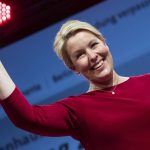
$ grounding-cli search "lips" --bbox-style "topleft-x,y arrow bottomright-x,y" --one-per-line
90,59 -> 104,70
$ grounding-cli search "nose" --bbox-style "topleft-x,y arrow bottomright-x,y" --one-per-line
87,49 -> 98,62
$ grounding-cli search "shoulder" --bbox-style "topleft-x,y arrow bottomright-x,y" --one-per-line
130,73 -> 150,80
57,92 -> 88,104
54,94 -> 82,110
55,91 -> 94,110
128,73 -> 150,86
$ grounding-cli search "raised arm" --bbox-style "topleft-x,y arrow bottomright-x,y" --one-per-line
0,61 -> 77,137
0,61 -> 16,100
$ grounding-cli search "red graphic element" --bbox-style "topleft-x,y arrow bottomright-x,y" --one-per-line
0,1 -> 11,25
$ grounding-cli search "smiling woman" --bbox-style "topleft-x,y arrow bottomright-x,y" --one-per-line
1,20 -> 150,150
65,31 -> 114,88
53,20 -> 127,90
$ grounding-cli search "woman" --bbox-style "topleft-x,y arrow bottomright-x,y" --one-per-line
1,20 -> 150,150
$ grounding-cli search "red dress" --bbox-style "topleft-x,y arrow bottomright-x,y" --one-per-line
1,74 -> 150,150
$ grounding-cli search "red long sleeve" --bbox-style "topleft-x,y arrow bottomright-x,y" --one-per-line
1,87 -> 78,137
1,74 -> 150,150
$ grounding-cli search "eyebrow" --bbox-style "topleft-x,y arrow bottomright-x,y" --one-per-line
88,39 -> 98,45
72,39 -> 98,57
72,49 -> 84,57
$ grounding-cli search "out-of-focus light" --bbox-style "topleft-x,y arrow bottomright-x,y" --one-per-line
2,16 -> 6,21
6,14 -> 10,18
0,1 -> 11,26
2,8 -> 6,12
6,10 -> 10,13
6,6 -> 10,10
2,4 -> 6,7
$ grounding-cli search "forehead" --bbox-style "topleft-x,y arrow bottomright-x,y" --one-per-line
66,31 -> 97,49
65,31 -> 99,58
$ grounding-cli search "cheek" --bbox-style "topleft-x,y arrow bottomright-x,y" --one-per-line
101,45 -> 110,56
75,58 -> 89,71
106,53 -> 114,70
101,45 -> 113,65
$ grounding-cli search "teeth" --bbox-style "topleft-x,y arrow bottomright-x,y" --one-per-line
92,60 -> 104,70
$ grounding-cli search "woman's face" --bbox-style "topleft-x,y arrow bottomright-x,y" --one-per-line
65,31 -> 114,84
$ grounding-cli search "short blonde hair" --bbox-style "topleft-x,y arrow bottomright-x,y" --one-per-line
53,20 -> 105,69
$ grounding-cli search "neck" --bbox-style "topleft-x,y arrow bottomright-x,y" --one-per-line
88,71 -> 120,92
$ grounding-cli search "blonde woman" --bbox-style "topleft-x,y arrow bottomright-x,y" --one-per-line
1,20 -> 150,150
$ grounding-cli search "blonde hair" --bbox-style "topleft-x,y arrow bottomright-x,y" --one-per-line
53,20 -> 105,69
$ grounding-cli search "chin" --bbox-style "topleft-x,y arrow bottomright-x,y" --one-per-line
90,69 -> 113,83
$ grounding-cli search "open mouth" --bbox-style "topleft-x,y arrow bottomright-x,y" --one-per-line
90,59 -> 104,70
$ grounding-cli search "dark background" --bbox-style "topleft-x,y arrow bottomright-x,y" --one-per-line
0,0 -> 104,48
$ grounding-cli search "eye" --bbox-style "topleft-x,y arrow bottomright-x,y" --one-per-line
76,53 -> 83,58
76,52 -> 85,59
91,42 -> 99,49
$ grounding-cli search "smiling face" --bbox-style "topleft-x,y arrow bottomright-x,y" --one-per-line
65,30 -> 114,84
